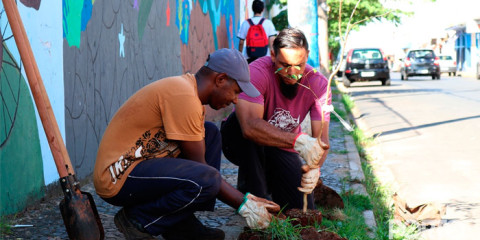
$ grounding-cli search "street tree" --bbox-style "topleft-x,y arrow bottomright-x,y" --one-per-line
327,0 -> 404,59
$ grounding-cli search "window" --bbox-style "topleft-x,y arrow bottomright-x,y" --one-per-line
352,49 -> 382,60
409,50 -> 434,59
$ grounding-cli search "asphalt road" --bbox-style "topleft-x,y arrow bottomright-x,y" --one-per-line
342,72 -> 480,239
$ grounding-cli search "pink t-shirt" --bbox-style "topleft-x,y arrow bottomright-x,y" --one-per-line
239,56 -> 331,137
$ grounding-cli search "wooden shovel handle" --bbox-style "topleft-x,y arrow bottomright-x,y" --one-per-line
3,0 -> 73,177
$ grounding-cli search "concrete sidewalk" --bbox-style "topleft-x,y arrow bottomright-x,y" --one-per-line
2,91 -> 373,240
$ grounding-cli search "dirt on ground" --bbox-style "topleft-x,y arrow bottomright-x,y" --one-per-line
285,208 -> 322,227
238,227 -> 348,240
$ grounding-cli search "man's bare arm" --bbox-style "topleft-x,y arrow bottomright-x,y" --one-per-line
238,39 -> 245,52
268,36 -> 275,54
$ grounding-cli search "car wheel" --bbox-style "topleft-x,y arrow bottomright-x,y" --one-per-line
437,74 -> 441,80
342,74 -> 351,87
382,78 -> 391,86
432,75 -> 436,80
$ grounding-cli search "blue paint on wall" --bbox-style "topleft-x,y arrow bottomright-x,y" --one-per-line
81,0 -> 93,31
307,0 -> 319,68
176,0 -> 191,44
119,23 -> 125,57
177,0 -> 237,49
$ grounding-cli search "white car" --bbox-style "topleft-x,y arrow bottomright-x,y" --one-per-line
438,55 -> 457,76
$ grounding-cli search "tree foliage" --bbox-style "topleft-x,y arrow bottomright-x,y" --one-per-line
327,0 -> 406,59
266,0 -> 288,31
266,0 -> 422,60
271,9 -> 288,31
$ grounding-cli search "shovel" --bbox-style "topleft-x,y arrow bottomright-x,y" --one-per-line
3,0 -> 104,239
300,121 -> 343,212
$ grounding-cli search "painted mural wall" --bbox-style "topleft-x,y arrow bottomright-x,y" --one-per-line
0,1 -> 63,216
63,0 -> 239,180
1,0 -> 239,216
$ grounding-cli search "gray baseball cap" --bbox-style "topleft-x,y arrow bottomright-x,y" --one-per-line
204,48 -> 260,98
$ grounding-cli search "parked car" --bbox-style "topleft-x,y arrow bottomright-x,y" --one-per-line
341,48 -> 391,87
438,55 -> 457,76
400,49 -> 441,80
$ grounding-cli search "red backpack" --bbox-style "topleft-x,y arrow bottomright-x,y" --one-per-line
245,18 -> 269,58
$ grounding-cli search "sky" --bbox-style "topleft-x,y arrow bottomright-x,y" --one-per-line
346,0 -> 480,57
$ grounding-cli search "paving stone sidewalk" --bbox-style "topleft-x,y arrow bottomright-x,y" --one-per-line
2,96 -> 368,240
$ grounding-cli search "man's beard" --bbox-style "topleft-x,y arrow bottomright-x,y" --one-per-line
279,77 -> 299,99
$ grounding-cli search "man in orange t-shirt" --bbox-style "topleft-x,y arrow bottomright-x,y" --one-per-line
94,49 -> 280,240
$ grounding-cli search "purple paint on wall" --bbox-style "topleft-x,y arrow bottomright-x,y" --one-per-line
20,0 -> 41,10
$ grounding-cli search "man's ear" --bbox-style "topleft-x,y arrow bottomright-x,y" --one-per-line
215,73 -> 229,87
270,49 -> 276,62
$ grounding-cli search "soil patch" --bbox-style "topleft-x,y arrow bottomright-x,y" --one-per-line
285,208 -> 322,227
301,227 -> 348,240
238,227 -> 347,240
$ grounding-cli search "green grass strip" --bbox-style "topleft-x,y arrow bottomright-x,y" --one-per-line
336,80 -> 421,239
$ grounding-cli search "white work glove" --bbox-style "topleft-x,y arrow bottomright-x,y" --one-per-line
237,193 -> 280,229
293,133 -> 329,169
298,167 -> 320,194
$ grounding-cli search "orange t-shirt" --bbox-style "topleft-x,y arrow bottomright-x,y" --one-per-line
94,74 -> 205,198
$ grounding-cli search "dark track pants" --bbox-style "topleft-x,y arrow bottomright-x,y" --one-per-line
102,122 -> 222,235
220,112 -> 314,211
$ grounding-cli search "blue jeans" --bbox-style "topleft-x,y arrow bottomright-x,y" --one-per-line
220,112 -> 314,211
102,122 -> 222,235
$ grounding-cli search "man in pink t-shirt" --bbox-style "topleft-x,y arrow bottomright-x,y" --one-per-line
221,28 -> 331,210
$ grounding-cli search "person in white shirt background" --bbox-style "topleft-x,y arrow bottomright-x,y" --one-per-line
237,0 -> 278,63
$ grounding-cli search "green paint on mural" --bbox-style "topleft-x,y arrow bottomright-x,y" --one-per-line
177,0 -> 184,38
138,0 -> 154,40
63,0 -> 84,47
0,44 -> 44,216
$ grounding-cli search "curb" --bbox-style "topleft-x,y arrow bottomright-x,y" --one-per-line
456,71 -> 477,79
335,80 -> 378,238
345,133 -> 377,238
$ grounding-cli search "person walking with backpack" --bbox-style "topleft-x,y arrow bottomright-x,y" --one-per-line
238,0 -> 277,63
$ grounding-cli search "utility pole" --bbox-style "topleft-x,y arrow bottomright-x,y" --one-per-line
287,0 -> 320,68
318,0 -> 330,74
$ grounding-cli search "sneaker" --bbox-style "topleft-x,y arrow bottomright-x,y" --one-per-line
114,208 -> 156,240
161,214 -> 225,240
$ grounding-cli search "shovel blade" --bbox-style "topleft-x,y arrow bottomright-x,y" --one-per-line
59,190 -> 104,240
313,180 -> 344,209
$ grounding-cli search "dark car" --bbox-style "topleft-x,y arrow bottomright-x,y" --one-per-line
400,49 -> 441,80
342,48 -> 390,87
